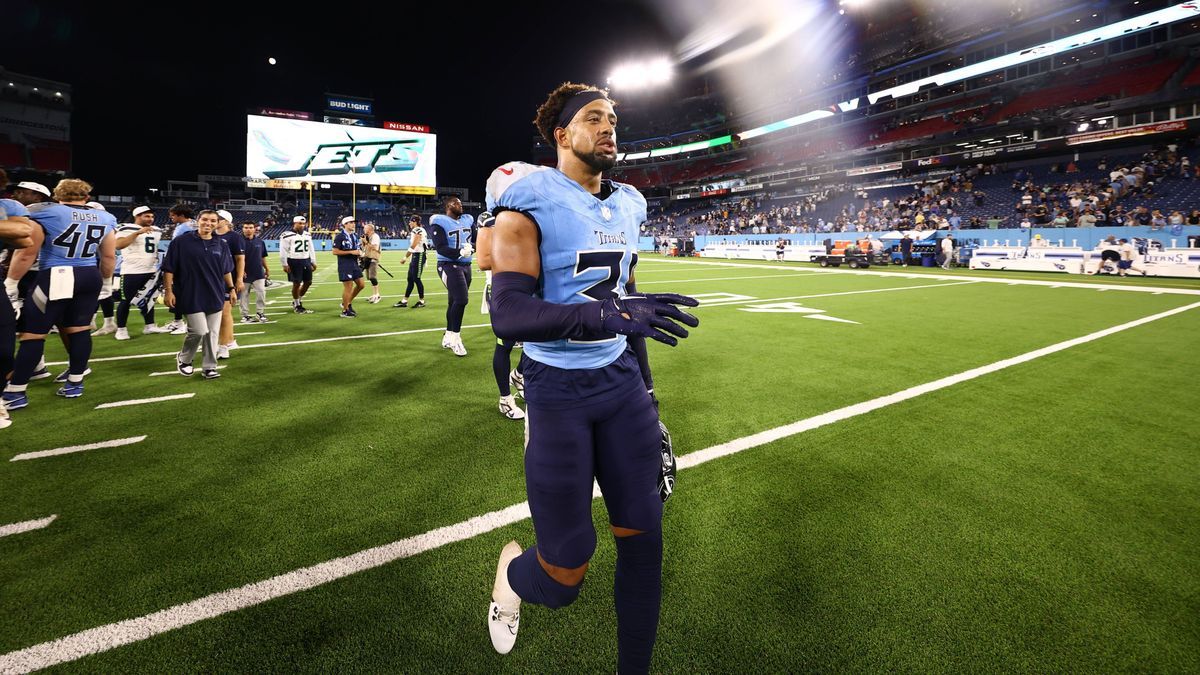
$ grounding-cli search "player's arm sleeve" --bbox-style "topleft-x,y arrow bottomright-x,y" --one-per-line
429,224 -> 459,260
309,238 -> 317,263
490,272 -> 604,342
279,237 -> 288,266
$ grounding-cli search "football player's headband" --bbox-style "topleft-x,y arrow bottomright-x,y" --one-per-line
555,90 -> 611,131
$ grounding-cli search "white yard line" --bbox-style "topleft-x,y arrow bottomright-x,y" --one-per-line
697,280 -> 981,307
233,332 -> 266,337
10,436 -> 148,462
0,516 -> 57,538
48,324 -> 493,367
5,300 -> 1198,672
651,258 -> 1200,295
94,394 -> 195,410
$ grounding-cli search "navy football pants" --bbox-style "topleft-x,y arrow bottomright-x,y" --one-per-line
523,380 -> 663,569
437,261 -> 471,332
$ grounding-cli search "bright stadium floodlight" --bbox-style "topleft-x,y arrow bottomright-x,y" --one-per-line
607,57 -> 674,90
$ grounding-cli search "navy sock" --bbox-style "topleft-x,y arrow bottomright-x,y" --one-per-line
506,545 -> 581,610
9,339 -> 45,387
614,530 -> 663,675
68,331 -> 92,379
493,340 -> 514,396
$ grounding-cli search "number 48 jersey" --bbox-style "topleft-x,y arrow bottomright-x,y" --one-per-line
29,203 -> 117,268
485,161 -> 646,370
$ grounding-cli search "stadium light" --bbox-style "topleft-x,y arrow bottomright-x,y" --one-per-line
607,57 -> 674,90
268,57 -> 277,65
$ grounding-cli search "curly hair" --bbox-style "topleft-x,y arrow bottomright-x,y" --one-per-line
533,82 -> 612,146
53,178 -> 93,203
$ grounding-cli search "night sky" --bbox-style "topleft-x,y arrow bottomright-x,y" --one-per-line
3,0 -> 674,196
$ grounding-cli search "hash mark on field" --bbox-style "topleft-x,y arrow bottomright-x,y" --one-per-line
7,301 -> 1198,671
11,436 -> 147,462
94,394 -> 195,410
233,332 -> 266,337
0,515 -> 57,538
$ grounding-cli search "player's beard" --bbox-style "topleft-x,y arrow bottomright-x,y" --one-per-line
574,145 -> 616,174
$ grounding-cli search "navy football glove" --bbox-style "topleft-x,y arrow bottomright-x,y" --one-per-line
598,293 -> 700,346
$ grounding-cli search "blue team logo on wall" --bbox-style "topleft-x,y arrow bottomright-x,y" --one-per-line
1171,224 -> 1184,236
981,261 -> 991,268
1054,263 -> 1066,270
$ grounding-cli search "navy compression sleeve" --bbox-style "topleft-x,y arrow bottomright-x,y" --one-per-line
490,271 -> 604,342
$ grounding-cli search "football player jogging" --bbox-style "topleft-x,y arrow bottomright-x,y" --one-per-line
484,83 -> 700,674
162,210 -> 235,379
113,205 -> 171,340
394,215 -> 428,308
474,213 -> 524,420
429,197 -> 475,356
238,221 -> 270,323
361,222 -> 383,303
280,215 -> 317,313
333,216 -> 365,317
212,210 -> 245,358
2,179 -> 117,409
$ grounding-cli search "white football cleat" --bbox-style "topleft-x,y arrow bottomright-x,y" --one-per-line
169,322 -> 187,335
441,331 -> 453,349
488,540 -> 523,655
499,396 -> 525,420
450,336 -> 467,357
217,345 -> 230,360
509,369 -> 525,399
143,324 -> 172,334
92,321 -> 117,336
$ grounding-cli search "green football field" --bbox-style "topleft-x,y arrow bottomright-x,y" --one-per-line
2,253 -> 1199,673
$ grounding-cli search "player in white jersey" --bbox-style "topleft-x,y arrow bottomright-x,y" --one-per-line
280,215 -> 318,313
112,206 -> 170,340
394,215 -> 428,308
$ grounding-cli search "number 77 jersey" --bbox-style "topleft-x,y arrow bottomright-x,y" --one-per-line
485,161 -> 646,370
29,202 -> 117,267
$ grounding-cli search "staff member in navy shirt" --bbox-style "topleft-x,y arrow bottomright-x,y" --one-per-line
333,216 -> 364,318
162,210 -> 235,379
238,221 -> 270,323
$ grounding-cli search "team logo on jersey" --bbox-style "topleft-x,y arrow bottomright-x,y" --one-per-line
264,139 -> 425,179
600,206 -> 612,221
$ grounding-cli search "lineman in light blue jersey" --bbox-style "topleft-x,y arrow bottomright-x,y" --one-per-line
0,170 -> 36,428
2,179 -> 116,409
428,197 -> 476,356
483,83 -> 699,674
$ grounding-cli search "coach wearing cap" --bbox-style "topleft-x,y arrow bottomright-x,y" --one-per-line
332,216 -> 364,317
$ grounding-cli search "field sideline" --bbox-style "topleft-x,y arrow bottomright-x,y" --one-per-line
2,254 -> 1198,672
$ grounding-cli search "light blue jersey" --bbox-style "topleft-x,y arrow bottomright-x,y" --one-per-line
486,162 -> 645,370
0,198 -> 29,221
28,203 -> 117,268
430,213 -> 475,263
